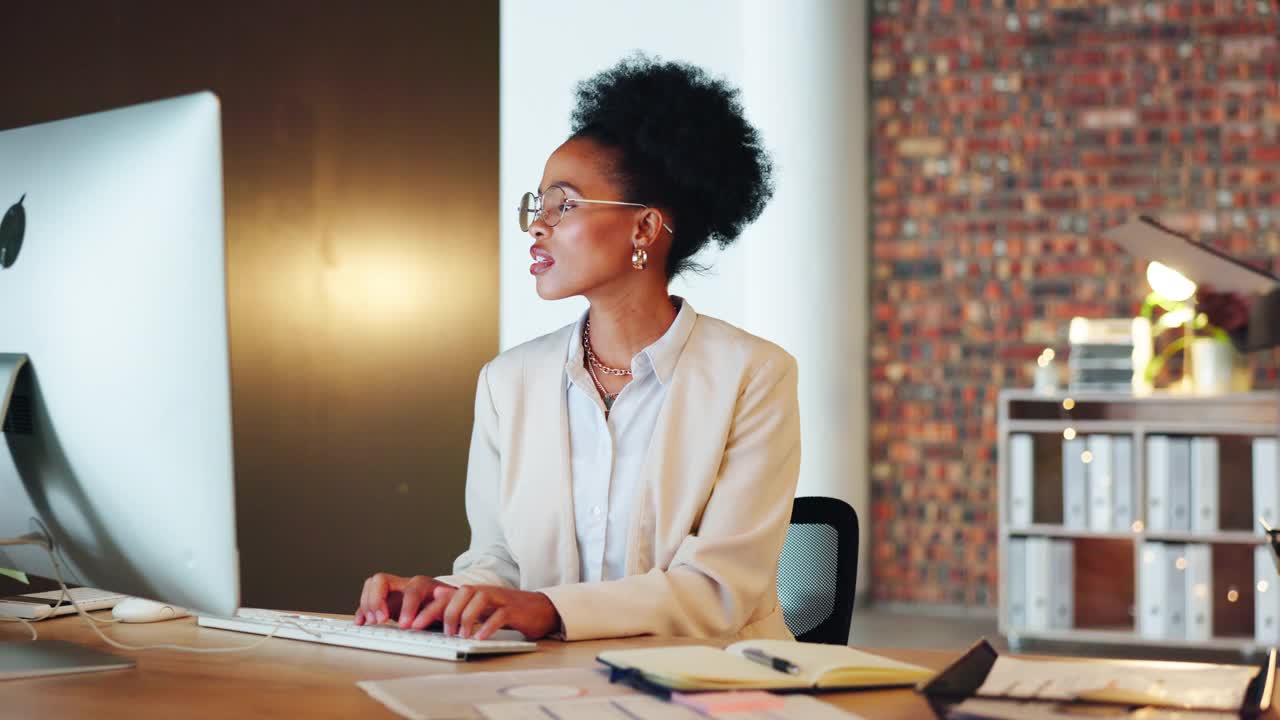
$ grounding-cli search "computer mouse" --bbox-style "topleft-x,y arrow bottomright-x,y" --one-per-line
111,597 -> 190,623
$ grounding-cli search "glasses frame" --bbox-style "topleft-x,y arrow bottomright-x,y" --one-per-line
518,185 -> 674,235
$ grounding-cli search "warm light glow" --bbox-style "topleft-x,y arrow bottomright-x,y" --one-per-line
1146,261 -> 1197,302
1175,556 -> 1187,571
1131,520 -> 1145,532
1143,548 -> 1156,563
1081,450 -> 1094,464
1260,581 -> 1270,594
1062,398 -> 1075,410
1228,588 -> 1240,603
1063,428 -> 1077,440
1037,348 -> 1056,368
1194,583 -> 1208,599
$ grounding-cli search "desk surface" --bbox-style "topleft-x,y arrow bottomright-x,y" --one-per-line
0,612 -> 955,719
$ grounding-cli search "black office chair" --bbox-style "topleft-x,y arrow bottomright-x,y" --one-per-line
776,496 -> 859,645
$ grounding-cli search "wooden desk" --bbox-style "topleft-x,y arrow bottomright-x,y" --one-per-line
0,613 -> 953,719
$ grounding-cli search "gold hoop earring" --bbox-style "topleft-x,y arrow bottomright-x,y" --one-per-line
631,246 -> 648,271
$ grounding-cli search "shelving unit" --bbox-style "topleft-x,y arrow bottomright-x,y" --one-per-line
997,389 -> 1280,654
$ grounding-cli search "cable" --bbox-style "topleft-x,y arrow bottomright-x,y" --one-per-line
0,536 -> 304,655
0,615 -> 37,641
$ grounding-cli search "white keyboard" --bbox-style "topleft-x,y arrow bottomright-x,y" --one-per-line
0,587 -> 128,620
196,608 -> 538,661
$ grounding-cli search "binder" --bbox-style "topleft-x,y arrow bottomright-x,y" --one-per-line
1138,542 -> 1167,639
918,637 -> 1277,718
1049,540 -> 1074,631
1165,543 -> 1187,641
1063,437 -> 1087,530
1168,437 -> 1192,532
1255,438 -> 1280,537
1025,537 -> 1052,631
1190,437 -> 1220,533
1086,435 -> 1113,532
1008,434 -> 1033,529
1185,543 -> 1213,643
1257,545 -> 1280,647
1006,538 -> 1027,630
1113,435 -> 1135,531
1147,436 -> 1171,532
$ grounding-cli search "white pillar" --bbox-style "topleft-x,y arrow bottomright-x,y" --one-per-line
741,0 -> 870,603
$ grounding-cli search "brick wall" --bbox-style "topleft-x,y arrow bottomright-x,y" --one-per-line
869,0 -> 1280,606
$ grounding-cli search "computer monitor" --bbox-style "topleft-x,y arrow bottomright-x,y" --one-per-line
0,93 -> 239,622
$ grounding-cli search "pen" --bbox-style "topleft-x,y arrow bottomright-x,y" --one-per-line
742,648 -> 801,675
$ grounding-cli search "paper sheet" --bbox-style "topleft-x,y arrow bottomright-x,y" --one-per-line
357,667 -> 637,720
948,697 -> 1238,720
974,656 -> 1257,711
476,694 -> 863,720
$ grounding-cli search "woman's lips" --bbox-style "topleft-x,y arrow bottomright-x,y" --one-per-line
530,247 -> 555,275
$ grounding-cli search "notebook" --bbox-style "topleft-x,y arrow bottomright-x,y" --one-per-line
596,640 -> 934,692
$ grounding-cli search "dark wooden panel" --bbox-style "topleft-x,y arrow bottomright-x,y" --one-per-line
0,1 -> 499,612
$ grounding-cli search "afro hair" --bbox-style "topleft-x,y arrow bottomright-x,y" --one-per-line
569,53 -> 774,278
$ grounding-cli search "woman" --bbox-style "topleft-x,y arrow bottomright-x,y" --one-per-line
354,54 -> 800,642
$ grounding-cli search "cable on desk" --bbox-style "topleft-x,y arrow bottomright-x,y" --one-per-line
1,538 -> 304,655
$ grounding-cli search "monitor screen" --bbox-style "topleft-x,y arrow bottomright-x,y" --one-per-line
0,93 -> 238,616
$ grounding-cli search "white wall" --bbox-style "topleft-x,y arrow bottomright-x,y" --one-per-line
500,0 -> 869,600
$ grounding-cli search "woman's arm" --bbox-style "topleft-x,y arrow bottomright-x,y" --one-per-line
540,352 -> 801,640
434,362 -> 521,589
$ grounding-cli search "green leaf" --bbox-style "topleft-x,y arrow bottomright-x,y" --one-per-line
0,567 -> 29,584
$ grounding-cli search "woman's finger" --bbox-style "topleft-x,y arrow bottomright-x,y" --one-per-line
473,607 -> 509,641
457,590 -> 492,639
411,588 -> 453,631
441,586 -> 476,636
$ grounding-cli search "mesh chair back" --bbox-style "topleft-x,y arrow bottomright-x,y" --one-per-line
776,496 -> 858,644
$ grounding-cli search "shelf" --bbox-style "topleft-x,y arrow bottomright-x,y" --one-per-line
1009,526 -> 1266,545
1145,531 -> 1263,545
1007,627 -> 1264,652
999,391 -> 1279,654
1005,420 -> 1280,435
1009,526 -> 1136,541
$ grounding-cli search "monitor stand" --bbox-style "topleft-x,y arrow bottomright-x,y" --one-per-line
0,353 -> 137,677
0,353 -> 26,429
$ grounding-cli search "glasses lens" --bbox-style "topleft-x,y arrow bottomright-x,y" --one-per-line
541,186 -> 566,228
518,192 -> 539,232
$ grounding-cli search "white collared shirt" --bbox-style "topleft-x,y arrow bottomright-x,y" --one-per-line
564,297 -> 696,583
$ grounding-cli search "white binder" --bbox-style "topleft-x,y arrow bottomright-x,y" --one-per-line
1049,540 -> 1074,630
1009,434 -> 1034,529
1063,437 -> 1088,529
1257,545 -> 1280,646
1165,543 -> 1187,641
1007,537 -> 1027,630
1025,537 -> 1053,631
1184,543 -> 1213,643
1138,542 -> 1167,639
1168,438 -> 1192,532
1087,435 -> 1114,533
1189,437 -> 1219,534
1255,438 -> 1280,536
1147,436 -> 1171,533
1113,435 -> 1135,531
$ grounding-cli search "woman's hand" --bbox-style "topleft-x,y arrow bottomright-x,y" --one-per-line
354,572 -> 455,628
429,584 -> 561,641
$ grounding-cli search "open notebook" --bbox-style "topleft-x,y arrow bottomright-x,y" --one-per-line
596,640 -> 934,692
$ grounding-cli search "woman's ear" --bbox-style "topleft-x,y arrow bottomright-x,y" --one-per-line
633,208 -> 666,249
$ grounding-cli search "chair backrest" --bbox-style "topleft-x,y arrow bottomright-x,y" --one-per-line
776,496 -> 858,644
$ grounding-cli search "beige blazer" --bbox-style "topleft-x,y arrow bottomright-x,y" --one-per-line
434,312 -> 801,641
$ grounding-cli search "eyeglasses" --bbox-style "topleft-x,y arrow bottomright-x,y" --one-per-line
518,185 -> 674,235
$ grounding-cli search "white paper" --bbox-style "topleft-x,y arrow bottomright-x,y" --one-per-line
477,695 -> 862,720
357,668 -> 637,720
974,656 -> 1258,711
947,697 -> 1237,720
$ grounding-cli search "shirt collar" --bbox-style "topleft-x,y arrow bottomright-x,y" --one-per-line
563,296 -> 696,386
